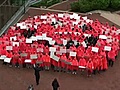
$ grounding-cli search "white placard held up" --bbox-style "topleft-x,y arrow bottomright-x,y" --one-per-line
70,52 -> 76,56
82,16 -> 87,20
79,66 -> 86,69
60,49 -> 66,53
30,36 -> 37,41
92,47 -> 99,53
52,55 -> 60,62
20,53 -> 27,57
30,54 -> 37,59
99,35 -> 107,39
12,42 -> 19,46
4,58 -> 11,63
0,55 -> 6,60
6,46 -> 13,50
42,33 -> 47,38
63,40 -> 67,46
104,46 -> 111,51
25,59 -> 31,63
26,39 -> 32,43
41,15 -> 47,19
36,36 -> 43,40
58,13 -> 64,18
50,52 -> 55,58
51,18 -> 56,23
49,40 -> 55,45
10,36 -> 16,41
49,47 -> 56,52
81,41 -> 87,47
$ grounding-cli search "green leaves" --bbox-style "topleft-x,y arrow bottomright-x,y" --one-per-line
71,0 -> 120,13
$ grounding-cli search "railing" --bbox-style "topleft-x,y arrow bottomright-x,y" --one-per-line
29,0 -> 42,5
0,0 -> 32,36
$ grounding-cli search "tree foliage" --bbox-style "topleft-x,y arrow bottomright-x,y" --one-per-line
71,0 -> 120,13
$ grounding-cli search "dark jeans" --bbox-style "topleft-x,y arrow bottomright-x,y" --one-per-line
53,87 -> 58,90
108,59 -> 114,67
35,75 -> 40,85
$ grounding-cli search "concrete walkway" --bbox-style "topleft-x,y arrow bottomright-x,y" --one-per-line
87,10 -> 120,27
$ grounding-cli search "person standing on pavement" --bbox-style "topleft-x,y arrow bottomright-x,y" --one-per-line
33,64 -> 42,85
52,78 -> 60,90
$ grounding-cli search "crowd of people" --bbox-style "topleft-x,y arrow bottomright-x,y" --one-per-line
0,12 -> 120,77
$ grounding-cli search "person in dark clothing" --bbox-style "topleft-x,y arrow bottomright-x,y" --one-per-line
52,78 -> 60,90
33,64 -> 42,85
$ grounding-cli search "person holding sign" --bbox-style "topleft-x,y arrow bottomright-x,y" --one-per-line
86,59 -> 94,77
44,53 -> 51,71
107,49 -> 116,67
78,57 -> 87,72
33,64 -> 42,85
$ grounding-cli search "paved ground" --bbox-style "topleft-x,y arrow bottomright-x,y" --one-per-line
1,0 -> 120,90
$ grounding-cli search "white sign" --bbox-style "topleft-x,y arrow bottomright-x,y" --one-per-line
52,55 -> 60,62
4,58 -> 11,63
25,59 -> 31,63
30,36 -> 37,41
99,35 -> 107,39
104,46 -> 111,51
49,47 -> 56,52
0,55 -> 6,60
63,40 -> 67,46
58,13 -> 64,18
10,36 -> 16,41
26,39 -> 32,43
12,42 -> 19,46
41,15 -> 47,19
70,52 -> 76,56
36,36 -> 43,40
81,41 -> 87,47
30,54 -> 37,59
92,47 -> 99,53
60,49 -> 66,53
6,46 -> 13,50
79,66 -> 86,69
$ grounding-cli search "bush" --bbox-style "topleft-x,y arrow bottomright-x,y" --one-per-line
110,0 -> 120,10
71,0 -> 93,13
71,0 -> 120,13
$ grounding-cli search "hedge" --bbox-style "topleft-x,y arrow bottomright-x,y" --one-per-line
71,0 -> 120,13
110,0 -> 120,10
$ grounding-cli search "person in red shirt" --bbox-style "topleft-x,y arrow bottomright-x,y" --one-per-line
60,54 -> 67,72
101,56 -> 108,71
86,59 -> 94,77
44,53 -> 51,71
72,57 -> 78,74
78,57 -> 87,72
107,49 -> 116,67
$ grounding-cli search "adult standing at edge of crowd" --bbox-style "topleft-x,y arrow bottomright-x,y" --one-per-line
33,64 -> 42,85
52,78 -> 60,90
